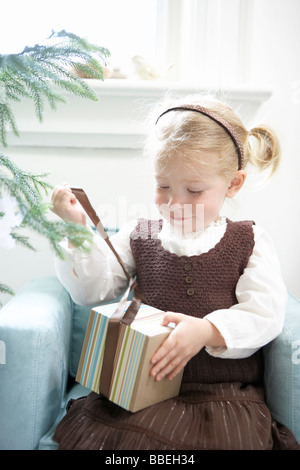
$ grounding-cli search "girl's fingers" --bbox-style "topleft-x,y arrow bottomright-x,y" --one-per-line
161,311 -> 185,327
153,355 -> 183,382
151,326 -> 177,366
151,346 -> 177,378
167,360 -> 187,380
52,185 -> 76,206
50,185 -> 86,224
151,311 -> 184,364
151,312 -> 206,381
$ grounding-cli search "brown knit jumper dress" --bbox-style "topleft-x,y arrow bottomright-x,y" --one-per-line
53,219 -> 300,450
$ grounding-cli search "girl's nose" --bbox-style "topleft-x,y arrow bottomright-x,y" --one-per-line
167,192 -> 184,209
168,201 -> 183,213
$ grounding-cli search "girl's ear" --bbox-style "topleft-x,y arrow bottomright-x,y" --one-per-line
226,170 -> 247,198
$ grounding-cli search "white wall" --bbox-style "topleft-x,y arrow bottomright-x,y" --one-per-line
237,0 -> 300,297
1,0 -> 300,306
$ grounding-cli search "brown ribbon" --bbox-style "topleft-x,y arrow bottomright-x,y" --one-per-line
71,187 -> 131,283
71,187 -> 142,396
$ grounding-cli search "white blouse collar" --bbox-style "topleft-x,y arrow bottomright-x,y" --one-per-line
159,216 -> 227,240
158,216 -> 227,256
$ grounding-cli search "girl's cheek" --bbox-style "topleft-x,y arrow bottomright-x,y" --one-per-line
154,189 -> 166,207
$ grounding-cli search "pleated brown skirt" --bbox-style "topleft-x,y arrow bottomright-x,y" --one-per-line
53,382 -> 300,450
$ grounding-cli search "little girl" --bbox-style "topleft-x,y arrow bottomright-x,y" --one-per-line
52,95 -> 299,450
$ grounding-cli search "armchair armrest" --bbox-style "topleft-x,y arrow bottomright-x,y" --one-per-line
0,277 -> 73,450
264,292 -> 300,445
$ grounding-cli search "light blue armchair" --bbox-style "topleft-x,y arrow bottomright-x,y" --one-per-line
0,276 -> 300,450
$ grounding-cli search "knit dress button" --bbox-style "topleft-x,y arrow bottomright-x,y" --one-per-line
185,276 -> 193,284
187,287 -> 195,296
184,263 -> 192,271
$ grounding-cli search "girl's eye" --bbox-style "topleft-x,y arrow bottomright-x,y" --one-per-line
157,185 -> 169,190
187,189 -> 203,195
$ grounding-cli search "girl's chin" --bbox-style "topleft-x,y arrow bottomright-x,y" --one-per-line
169,217 -> 205,233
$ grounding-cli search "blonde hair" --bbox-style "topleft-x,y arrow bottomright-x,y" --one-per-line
146,94 -> 281,182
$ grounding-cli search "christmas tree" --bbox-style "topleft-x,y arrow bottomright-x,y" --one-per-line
0,30 -> 110,302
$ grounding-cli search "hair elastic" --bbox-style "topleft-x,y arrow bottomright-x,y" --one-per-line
155,105 -> 244,170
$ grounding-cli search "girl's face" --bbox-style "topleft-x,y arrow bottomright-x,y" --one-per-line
154,155 -> 233,233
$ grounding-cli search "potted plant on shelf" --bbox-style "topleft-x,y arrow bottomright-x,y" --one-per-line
0,30 -> 110,303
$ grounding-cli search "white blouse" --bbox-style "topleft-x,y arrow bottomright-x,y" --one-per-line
54,217 -> 287,360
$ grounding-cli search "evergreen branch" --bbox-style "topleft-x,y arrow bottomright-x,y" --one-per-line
0,103 -> 19,147
0,153 -> 93,305
0,154 -> 93,259
10,231 -> 36,251
0,31 -> 109,301
0,155 -> 52,204
21,208 -> 93,260
0,282 -> 15,306
0,30 -> 110,147
0,283 -> 15,296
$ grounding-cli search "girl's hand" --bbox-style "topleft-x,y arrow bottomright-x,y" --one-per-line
150,312 -> 225,381
51,184 -> 86,226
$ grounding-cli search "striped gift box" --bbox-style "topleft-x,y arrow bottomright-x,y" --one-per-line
76,302 -> 183,412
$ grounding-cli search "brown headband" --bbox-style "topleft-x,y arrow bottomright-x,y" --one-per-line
156,105 -> 244,170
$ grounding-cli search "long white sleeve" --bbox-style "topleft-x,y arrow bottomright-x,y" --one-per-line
54,221 -> 137,306
205,225 -> 287,358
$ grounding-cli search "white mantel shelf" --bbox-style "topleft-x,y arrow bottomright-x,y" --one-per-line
75,79 -> 272,100
6,79 -> 272,150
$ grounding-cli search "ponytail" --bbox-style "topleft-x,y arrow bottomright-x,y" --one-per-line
247,125 -> 281,175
